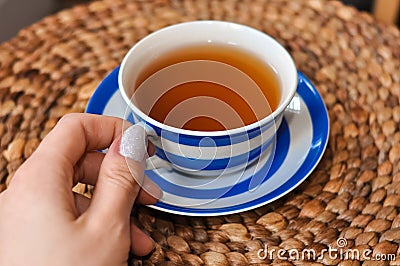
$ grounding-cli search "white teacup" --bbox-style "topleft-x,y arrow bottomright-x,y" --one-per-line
118,21 -> 298,176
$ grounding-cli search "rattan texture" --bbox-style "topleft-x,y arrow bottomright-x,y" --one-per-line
0,0 -> 399,265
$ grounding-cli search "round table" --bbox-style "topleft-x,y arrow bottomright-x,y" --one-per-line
0,0 -> 399,264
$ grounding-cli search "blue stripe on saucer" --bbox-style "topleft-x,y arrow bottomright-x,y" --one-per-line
85,66 -> 120,114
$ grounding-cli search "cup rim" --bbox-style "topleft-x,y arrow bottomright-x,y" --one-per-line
119,20 -> 298,137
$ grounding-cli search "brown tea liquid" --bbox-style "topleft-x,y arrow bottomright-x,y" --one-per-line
135,44 -> 280,131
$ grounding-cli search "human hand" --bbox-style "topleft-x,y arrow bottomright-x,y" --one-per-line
0,113 -> 161,266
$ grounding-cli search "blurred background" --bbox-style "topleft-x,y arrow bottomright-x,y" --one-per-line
0,0 -> 90,42
0,0 -> 399,43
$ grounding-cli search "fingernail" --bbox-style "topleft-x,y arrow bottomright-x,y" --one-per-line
120,125 -> 147,162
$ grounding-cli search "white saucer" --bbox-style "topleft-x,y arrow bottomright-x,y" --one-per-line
86,67 -> 329,216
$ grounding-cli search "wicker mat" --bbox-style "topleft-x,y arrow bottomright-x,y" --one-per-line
1,0 -> 399,265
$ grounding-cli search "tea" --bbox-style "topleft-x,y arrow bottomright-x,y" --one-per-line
134,43 -> 280,131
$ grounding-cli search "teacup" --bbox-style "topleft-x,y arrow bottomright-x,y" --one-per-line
118,21 -> 298,176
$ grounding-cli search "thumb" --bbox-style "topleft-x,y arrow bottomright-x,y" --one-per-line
86,125 -> 148,223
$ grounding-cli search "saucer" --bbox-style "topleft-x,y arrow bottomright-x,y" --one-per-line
86,67 -> 329,216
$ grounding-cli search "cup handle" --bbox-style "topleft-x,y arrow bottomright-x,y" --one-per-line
135,121 -> 173,171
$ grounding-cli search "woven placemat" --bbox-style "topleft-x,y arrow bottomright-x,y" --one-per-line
1,0 -> 399,264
